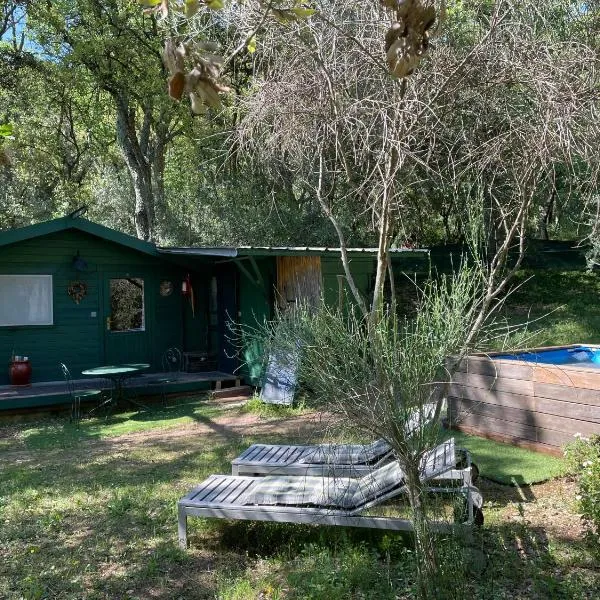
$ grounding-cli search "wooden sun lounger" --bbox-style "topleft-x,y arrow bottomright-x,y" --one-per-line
178,438 -> 483,548
231,439 -> 394,476
231,404 -> 439,477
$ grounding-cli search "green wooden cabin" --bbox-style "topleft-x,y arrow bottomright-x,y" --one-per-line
0,216 -> 429,411
0,217 -> 212,388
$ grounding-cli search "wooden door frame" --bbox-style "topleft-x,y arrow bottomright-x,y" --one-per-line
100,269 -> 154,365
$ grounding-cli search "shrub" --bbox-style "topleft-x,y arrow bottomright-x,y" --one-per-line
565,434 -> 600,545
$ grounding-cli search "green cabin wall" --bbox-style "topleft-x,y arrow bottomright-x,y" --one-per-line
238,258 -> 275,385
0,230 -> 205,385
0,222 -> 428,392
322,256 -> 374,308
236,254 -> 429,386
322,254 -> 430,309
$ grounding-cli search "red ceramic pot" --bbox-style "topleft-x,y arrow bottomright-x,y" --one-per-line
9,360 -> 32,386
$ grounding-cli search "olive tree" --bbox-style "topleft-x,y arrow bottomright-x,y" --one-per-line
233,1 -> 599,597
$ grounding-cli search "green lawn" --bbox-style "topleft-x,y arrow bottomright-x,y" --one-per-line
4,400 -> 566,487
1,400 -> 597,599
0,396 -> 224,452
450,432 -> 566,485
0,397 -> 306,454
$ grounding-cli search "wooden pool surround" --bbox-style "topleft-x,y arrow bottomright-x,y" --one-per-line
447,345 -> 600,456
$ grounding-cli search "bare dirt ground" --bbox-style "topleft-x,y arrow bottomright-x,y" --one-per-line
480,476 -> 586,542
0,407 -> 331,465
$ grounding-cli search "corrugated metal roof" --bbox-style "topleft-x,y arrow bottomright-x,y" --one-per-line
159,247 -> 238,257
158,246 -> 429,258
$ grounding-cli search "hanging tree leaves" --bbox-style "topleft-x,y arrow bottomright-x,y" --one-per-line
382,0 -> 443,78
135,0 -> 448,112
163,38 -> 231,114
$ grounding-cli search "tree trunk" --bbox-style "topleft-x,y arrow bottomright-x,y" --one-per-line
114,93 -> 155,241
151,134 -> 166,241
371,189 -> 392,319
371,148 -> 399,324
131,161 -> 153,241
405,460 -> 439,600
540,188 -> 556,241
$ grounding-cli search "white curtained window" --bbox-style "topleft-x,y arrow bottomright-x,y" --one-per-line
0,275 -> 54,326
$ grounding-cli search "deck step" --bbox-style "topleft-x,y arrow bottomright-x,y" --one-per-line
210,385 -> 253,400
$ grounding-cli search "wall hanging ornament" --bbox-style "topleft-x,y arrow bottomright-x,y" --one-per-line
68,281 -> 87,304
160,280 -> 174,297
182,273 -> 195,317
71,250 -> 88,272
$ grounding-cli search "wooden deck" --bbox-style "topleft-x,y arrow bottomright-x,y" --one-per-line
0,371 -> 241,413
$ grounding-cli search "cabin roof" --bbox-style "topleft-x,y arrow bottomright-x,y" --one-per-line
158,246 -> 429,258
0,216 -> 160,257
0,217 -> 429,259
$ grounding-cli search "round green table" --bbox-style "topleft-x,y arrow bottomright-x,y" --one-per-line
82,363 -> 150,410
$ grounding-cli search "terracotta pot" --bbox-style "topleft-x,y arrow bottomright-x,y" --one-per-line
9,360 -> 32,386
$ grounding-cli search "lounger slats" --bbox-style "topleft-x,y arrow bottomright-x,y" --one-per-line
187,477 -> 221,502
421,439 -> 455,478
253,446 -> 272,462
232,440 -> 393,476
216,479 -> 255,504
243,446 -> 264,461
237,446 -> 258,461
246,475 -> 359,508
207,479 -> 241,503
192,476 -> 235,503
185,476 -> 257,506
231,403 -> 437,478
288,447 -> 307,463
246,444 -> 300,464
269,445 -> 289,462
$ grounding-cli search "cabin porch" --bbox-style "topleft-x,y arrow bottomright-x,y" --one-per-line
0,370 -> 242,414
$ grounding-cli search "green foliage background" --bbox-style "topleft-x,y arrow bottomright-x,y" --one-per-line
1,0 -> 597,248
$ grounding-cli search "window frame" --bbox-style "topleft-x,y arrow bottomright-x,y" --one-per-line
108,277 -> 146,333
0,274 -> 54,327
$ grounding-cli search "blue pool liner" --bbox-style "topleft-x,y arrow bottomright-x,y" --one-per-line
495,346 -> 600,365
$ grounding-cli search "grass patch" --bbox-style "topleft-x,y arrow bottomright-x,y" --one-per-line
242,395 -> 308,418
449,431 -> 566,485
1,405 -> 598,599
1,397 -> 223,451
285,542 -> 414,599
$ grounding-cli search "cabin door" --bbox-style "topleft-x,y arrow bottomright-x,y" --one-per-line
102,272 -> 151,366
276,256 -> 322,310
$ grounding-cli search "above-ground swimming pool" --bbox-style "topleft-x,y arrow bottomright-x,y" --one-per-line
447,345 -> 600,455
496,345 -> 600,367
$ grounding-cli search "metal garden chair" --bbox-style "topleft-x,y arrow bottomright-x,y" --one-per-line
59,363 -> 103,426
155,347 -> 183,405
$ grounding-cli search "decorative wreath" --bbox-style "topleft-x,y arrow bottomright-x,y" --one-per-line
68,281 -> 87,304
